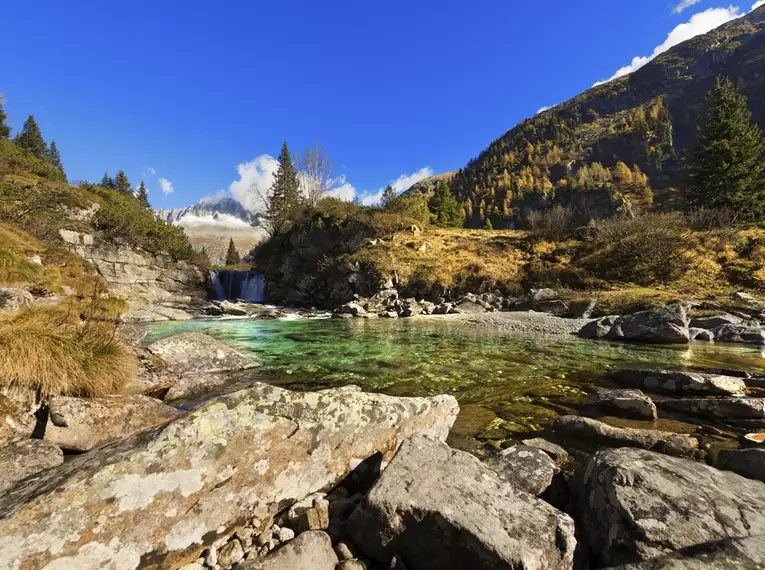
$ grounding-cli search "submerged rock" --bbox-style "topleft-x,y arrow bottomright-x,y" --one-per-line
0,439 -> 63,493
608,369 -> 746,396
656,397 -> 765,422
0,384 -> 458,570
484,444 -> 560,496
348,435 -> 576,570
44,395 -> 183,452
239,531 -> 338,570
590,389 -> 657,420
553,415 -> 698,457
572,448 -> 765,567
716,448 -> 765,483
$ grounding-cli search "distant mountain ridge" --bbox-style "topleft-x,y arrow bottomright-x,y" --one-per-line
444,6 -> 765,228
156,196 -> 259,227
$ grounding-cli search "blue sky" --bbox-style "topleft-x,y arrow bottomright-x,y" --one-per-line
2,0 -> 763,209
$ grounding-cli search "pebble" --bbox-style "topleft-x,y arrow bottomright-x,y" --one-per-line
277,527 -> 295,542
217,539 -> 244,568
335,541 -> 356,560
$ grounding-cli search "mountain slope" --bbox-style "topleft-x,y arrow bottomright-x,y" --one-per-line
449,6 -> 765,228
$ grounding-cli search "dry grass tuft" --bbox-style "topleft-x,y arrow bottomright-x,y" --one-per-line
0,306 -> 137,400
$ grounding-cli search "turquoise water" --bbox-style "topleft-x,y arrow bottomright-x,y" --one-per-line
145,317 -> 765,444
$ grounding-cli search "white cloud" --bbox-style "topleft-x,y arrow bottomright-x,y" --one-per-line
228,154 -> 280,213
158,177 -> 174,195
323,174 -> 357,202
673,0 -> 702,14
198,190 -> 230,204
143,166 -> 156,177
536,106 -> 551,115
176,213 -> 252,229
360,167 -> 434,206
754,0 -> 765,9
594,6 -> 742,86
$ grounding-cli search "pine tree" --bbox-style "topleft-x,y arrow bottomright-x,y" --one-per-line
381,185 -> 397,208
225,238 -> 241,265
198,246 -> 211,266
14,115 -> 48,158
114,170 -> 131,194
264,141 -> 301,236
136,180 -> 150,207
687,76 -> 765,219
483,218 -> 494,230
47,140 -> 65,176
430,181 -> 464,228
99,172 -> 115,189
0,96 -> 10,139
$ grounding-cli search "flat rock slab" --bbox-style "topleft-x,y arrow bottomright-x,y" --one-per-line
689,313 -> 742,329
590,389 -> 657,420
716,448 -> 765,483
44,395 -> 183,452
611,535 -> 765,569
656,397 -> 765,421
713,324 -> 765,345
572,448 -> 765,567
0,439 -> 63,493
522,438 -> 569,465
553,415 -> 698,457
608,369 -> 746,396
484,444 -> 560,495
146,332 -> 260,400
0,384 -> 458,570
239,531 -> 338,570
348,435 -> 576,570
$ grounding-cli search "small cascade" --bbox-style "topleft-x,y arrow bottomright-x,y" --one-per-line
208,270 -> 266,302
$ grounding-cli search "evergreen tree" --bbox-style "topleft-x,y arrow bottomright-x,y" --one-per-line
136,180 -> 150,207
99,172 -> 115,189
429,181 -> 464,228
47,140 -> 65,177
264,141 -> 301,236
483,218 -> 494,230
114,170 -> 131,194
198,246 -> 211,266
687,76 -> 765,219
225,238 -> 241,265
0,97 -> 10,139
381,185 -> 397,209
14,115 -> 48,158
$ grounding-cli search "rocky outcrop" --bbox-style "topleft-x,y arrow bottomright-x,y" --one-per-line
611,535 -> 765,569
608,369 -> 746,395
580,304 -> 691,344
146,332 -> 259,401
44,395 -> 182,452
590,389 -> 657,420
0,288 -> 33,313
572,448 -> 765,567
0,440 -> 63,493
239,531 -> 338,570
716,448 -> 765,483
484,444 -> 560,495
712,323 -> 765,345
689,313 -> 742,329
553,415 -> 698,457
521,438 -> 570,465
656,397 -> 765,422
348,435 -> 576,570
0,384 -> 458,570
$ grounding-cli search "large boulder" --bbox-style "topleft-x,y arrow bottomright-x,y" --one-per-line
580,304 -> 691,344
572,448 -> 765,567
688,313 -> 742,329
0,287 -> 33,313
0,439 -> 63,493
146,332 -> 259,400
716,448 -> 765,483
656,397 -> 765,422
44,395 -> 183,452
608,369 -> 746,396
553,415 -> 698,457
239,531 -> 338,570
348,435 -> 576,570
590,389 -> 657,420
712,323 -> 765,345
610,535 -> 765,569
483,444 -> 560,496
0,384 -> 458,570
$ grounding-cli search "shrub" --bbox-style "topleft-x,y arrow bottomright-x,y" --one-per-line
0,139 -> 65,182
0,306 -> 137,400
525,204 -> 575,241
387,194 -> 431,226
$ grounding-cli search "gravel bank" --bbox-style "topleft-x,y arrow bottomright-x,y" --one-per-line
427,311 -> 593,335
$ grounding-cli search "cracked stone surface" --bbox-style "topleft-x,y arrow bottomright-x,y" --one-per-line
0,383 -> 458,570
572,448 -> 765,567
0,440 -> 63,493
590,389 -> 657,420
607,369 -> 746,396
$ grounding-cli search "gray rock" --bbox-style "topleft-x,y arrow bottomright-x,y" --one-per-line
572,447 -> 765,567
337,301 -> 368,318
689,327 -> 714,341
712,323 -> 765,345
348,435 -> 576,570
689,313 -> 742,329
608,369 -> 746,395
578,315 -> 620,339
0,384 -> 458,569
146,332 -> 259,400
44,395 -> 182,452
420,301 -> 437,315
454,299 -> 487,314
529,288 -> 560,302
484,444 -> 560,495
337,560 -> 366,570
553,415 -> 698,457
716,448 -> 765,483
219,300 -> 248,316
656,397 -> 765,421
334,541 -> 356,561
0,287 -> 33,313
0,439 -> 63,493
217,538 -> 244,568
610,535 -> 765,569
581,304 -> 691,343
521,438 -> 569,465
239,531 -> 338,570
590,389 -> 657,420
535,299 -> 569,316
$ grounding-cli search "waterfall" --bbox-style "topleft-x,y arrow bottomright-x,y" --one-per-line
208,270 -> 266,303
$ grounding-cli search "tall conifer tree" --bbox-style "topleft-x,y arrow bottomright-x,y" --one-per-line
14,115 -> 47,158
225,238 -> 241,265
265,141 -> 300,235
114,170 -> 131,194
137,180 -> 150,207
47,140 -> 65,176
0,96 -> 10,139
381,185 -> 397,208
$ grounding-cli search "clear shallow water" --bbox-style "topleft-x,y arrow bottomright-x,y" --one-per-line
145,317 -> 765,443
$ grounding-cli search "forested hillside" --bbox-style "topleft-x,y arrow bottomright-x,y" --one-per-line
448,6 -> 765,228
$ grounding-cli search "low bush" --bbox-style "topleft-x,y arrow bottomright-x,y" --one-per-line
0,139 -> 66,182
0,306 -> 137,400
525,205 -> 575,242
